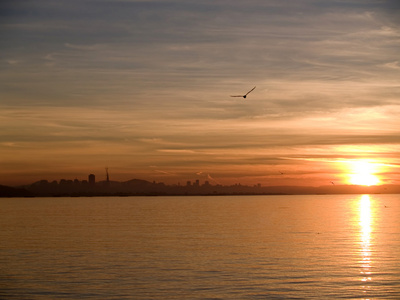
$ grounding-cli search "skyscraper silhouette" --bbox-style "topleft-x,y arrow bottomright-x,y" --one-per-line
88,174 -> 95,185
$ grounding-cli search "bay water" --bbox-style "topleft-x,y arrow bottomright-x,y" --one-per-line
1,194 -> 400,299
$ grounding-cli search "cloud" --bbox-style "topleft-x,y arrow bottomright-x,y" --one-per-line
6,59 -> 20,65
383,61 -> 400,69
2,0 -> 400,185
158,149 -> 197,154
64,43 -> 102,51
153,170 -> 176,176
2,0 -> 398,110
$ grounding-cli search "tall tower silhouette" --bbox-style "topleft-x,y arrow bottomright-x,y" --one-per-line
105,167 -> 110,183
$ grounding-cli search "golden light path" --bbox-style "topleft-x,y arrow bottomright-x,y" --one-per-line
359,195 -> 372,287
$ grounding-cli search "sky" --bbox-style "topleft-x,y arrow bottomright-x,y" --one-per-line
1,0 -> 400,187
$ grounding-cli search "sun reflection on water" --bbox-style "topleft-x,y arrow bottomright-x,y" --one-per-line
359,195 -> 372,286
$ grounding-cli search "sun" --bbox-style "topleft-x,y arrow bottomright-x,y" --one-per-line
350,173 -> 379,186
348,161 -> 380,186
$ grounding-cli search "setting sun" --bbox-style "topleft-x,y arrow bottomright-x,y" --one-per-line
348,161 -> 380,186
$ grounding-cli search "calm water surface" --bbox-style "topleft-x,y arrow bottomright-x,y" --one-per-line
1,194 -> 400,299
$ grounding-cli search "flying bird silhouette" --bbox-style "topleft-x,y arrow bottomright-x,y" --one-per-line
230,86 -> 256,99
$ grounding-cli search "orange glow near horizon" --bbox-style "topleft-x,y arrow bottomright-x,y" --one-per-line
344,160 -> 381,186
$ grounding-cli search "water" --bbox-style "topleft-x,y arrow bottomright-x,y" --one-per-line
1,194 -> 400,299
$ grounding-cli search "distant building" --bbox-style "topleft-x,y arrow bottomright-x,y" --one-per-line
105,168 -> 110,186
186,181 -> 191,186
88,174 -> 95,185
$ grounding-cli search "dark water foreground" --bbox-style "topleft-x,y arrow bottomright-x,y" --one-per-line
1,195 -> 400,299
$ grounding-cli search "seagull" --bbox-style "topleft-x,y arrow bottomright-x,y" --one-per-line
230,86 -> 256,99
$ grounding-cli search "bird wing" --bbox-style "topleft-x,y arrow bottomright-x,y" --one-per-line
245,86 -> 256,96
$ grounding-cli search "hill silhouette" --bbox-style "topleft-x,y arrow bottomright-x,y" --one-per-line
0,185 -> 33,197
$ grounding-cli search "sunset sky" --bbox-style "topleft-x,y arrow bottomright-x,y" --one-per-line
1,0 -> 400,187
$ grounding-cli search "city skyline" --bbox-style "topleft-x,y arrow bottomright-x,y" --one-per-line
5,171 -> 400,198
1,1 -> 400,187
